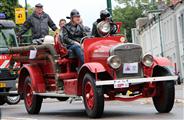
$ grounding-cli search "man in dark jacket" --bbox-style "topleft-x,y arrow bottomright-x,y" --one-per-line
92,10 -> 116,37
62,9 -> 87,66
17,3 -> 58,41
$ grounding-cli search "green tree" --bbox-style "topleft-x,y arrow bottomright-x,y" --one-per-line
113,0 -> 157,42
0,0 -> 19,20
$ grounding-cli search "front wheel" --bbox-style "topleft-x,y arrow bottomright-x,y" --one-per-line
82,73 -> 104,118
153,81 -> 175,113
6,95 -> 21,105
24,76 -> 43,114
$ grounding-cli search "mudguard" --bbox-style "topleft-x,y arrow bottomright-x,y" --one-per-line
77,62 -> 106,95
80,62 -> 106,73
144,57 -> 175,77
18,64 -> 46,94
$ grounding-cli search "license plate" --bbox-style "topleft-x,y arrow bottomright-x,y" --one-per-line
0,82 -> 6,88
114,80 -> 129,88
123,63 -> 138,74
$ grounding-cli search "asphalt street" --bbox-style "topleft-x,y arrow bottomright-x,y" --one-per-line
0,85 -> 183,120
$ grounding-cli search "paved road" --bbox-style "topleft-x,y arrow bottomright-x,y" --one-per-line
0,85 -> 183,120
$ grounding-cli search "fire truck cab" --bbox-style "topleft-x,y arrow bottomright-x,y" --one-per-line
0,20 -> 20,105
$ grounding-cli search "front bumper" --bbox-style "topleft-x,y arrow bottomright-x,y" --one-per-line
0,80 -> 17,95
96,76 -> 178,87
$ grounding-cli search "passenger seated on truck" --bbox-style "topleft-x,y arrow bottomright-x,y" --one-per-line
92,10 -> 117,37
62,9 -> 87,67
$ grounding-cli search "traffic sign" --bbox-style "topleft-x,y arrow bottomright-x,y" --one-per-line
15,8 -> 26,25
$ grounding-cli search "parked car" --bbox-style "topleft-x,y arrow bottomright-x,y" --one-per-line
0,20 -> 20,105
1,20 -> 178,118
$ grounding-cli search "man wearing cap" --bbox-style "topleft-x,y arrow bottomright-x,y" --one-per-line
62,9 -> 87,66
92,10 -> 116,37
17,3 -> 58,41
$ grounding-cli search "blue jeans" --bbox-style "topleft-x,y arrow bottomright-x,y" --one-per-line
68,44 -> 84,66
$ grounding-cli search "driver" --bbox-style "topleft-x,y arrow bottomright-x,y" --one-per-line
62,9 -> 87,66
92,10 -> 116,37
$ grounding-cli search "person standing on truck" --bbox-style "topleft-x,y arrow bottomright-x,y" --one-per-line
17,3 -> 58,41
62,9 -> 87,66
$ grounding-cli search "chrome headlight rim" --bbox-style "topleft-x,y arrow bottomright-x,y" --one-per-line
142,54 -> 154,67
107,55 -> 122,69
97,21 -> 111,37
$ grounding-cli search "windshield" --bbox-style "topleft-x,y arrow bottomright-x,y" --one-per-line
0,29 -> 18,48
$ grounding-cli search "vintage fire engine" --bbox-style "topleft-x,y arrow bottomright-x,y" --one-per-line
0,20 -> 20,105
1,21 -> 178,118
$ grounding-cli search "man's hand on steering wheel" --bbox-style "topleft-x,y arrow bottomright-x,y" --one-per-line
74,41 -> 81,46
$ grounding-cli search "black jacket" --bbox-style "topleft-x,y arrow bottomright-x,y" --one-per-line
92,18 -> 116,37
62,22 -> 87,45
18,12 -> 57,39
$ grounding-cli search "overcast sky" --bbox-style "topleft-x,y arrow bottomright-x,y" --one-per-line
19,0 -> 119,28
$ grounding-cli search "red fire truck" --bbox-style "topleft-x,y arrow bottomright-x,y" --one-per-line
1,21 -> 178,118
0,20 -> 20,105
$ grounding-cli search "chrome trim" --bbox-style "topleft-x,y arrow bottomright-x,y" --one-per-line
96,76 -> 178,87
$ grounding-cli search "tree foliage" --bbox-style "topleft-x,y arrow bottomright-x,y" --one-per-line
113,0 -> 157,42
0,0 -> 19,20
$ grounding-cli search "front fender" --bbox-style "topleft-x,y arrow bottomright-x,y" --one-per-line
153,57 -> 174,67
77,62 -> 106,96
18,64 -> 45,94
80,62 -> 106,73
144,57 -> 175,77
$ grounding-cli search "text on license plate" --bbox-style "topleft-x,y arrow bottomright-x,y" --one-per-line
123,62 -> 138,74
114,80 -> 129,88
0,83 -> 6,88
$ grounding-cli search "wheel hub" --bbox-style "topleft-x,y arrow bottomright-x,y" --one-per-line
85,81 -> 95,110
25,83 -> 33,107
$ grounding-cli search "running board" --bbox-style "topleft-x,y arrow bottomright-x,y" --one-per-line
34,92 -> 77,98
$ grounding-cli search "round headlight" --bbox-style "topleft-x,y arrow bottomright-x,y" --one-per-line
107,55 -> 122,69
142,54 -> 154,67
97,21 -> 111,36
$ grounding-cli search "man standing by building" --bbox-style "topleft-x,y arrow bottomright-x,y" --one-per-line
17,3 -> 58,42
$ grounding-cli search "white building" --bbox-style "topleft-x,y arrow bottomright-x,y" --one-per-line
132,1 -> 184,79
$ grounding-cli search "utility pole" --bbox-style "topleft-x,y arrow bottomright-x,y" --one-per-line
25,0 -> 28,18
106,0 -> 112,16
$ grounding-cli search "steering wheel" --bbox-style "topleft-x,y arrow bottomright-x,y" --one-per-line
80,36 -> 91,45
110,23 -> 118,34
32,38 -> 44,45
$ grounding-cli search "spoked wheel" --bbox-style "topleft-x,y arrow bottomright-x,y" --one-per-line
82,73 -> 104,118
24,76 -> 43,114
153,74 -> 175,113
6,95 -> 21,105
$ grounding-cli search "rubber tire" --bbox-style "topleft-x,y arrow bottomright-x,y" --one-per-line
0,96 -> 6,105
82,73 -> 104,118
153,78 -> 175,113
6,95 -> 21,105
24,76 -> 43,114
57,97 -> 69,101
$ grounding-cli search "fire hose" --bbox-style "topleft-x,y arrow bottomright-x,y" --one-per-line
0,44 -> 62,89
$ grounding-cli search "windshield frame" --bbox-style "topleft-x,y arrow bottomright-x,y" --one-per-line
0,28 -> 18,48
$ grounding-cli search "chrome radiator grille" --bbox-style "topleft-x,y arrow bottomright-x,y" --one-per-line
114,49 -> 142,63
110,43 -> 143,78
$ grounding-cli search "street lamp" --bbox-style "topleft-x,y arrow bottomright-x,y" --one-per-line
25,0 -> 28,17
106,0 -> 112,16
